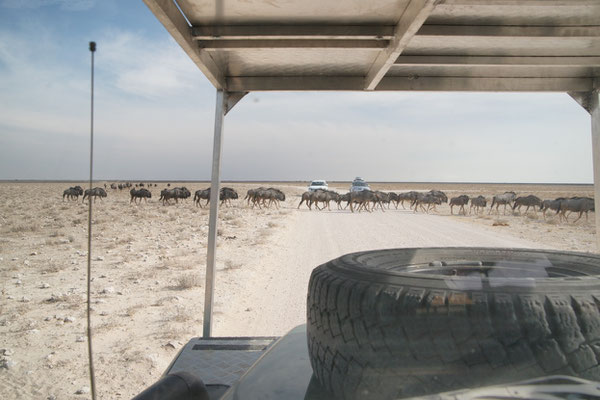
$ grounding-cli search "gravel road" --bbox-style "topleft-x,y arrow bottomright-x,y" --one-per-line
214,208 -> 545,337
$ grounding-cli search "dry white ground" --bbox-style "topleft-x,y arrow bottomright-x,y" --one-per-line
0,182 -> 595,399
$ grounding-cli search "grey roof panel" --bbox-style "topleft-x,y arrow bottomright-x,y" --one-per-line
143,0 -> 600,92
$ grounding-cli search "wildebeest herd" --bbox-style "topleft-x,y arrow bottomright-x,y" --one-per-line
297,188 -> 595,223
61,184 -> 594,224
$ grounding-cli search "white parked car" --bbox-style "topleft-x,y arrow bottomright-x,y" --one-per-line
308,180 -> 328,192
350,177 -> 370,192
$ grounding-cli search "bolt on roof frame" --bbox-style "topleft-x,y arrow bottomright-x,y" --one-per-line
142,0 -> 600,337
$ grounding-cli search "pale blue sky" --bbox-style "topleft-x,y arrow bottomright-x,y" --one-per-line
0,0 -> 594,183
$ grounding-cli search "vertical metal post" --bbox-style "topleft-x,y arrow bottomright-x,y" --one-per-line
203,89 -> 227,337
590,91 -> 600,251
86,40 -> 98,400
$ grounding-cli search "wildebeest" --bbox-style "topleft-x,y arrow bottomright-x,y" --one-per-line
450,195 -> 469,215
193,187 -> 238,207
130,188 -> 151,204
412,190 -> 447,213
160,187 -> 190,205
428,190 -> 448,204
194,188 -> 211,207
540,198 -> 565,219
413,193 -> 442,213
556,197 -> 595,222
512,195 -> 542,214
489,191 -> 517,215
220,187 -> 238,207
298,191 -> 313,210
395,191 -> 418,209
83,187 -> 107,203
336,193 -> 351,210
247,187 -> 285,209
349,190 -> 377,213
63,186 -> 83,201
371,191 -> 390,212
309,190 -> 339,211
298,190 -> 339,211
110,183 -> 117,190
470,196 -> 487,214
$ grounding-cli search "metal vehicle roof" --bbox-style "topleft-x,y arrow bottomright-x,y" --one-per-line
144,0 -> 600,93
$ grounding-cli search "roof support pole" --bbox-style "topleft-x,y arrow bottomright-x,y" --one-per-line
203,89 -> 227,338
591,91 -> 600,252
570,89 -> 600,251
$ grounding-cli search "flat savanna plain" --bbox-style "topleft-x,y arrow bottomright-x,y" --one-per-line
0,181 -> 596,399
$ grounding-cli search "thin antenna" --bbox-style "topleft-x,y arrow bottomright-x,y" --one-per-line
86,40 -> 98,400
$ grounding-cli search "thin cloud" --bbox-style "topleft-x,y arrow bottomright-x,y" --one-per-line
98,29 -> 209,98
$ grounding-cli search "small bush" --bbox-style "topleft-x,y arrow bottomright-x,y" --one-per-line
175,274 -> 202,290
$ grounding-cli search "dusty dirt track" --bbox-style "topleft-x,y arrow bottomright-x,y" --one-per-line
0,181 -> 596,399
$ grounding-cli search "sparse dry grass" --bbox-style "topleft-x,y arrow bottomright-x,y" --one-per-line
223,260 -> 242,271
7,223 -> 40,233
123,304 -> 144,317
173,274 -> 202,290
42,263 -> 66,274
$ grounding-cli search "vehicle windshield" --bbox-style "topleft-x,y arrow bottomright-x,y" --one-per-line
353,182 -> 368,187
310,181 -> 325,186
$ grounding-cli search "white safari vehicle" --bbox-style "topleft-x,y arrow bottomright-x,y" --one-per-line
350,177 -> 370,192
308,180 -> 329,192
101,0 -> 600,399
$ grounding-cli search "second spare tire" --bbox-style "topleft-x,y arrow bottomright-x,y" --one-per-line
306,247 -> 600,399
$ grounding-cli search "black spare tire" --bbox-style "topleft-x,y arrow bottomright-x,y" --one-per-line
306,248 -> 600,399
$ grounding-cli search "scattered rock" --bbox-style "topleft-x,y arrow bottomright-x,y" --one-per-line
47,395 -> 57,400
40,283 -> 51,289
0,358 -> 16,370
28,329 -> 40,334
20,296 -> 30,302
100,287 -> 115,294
1,349 -> 13,356
7,296 -> 13,300
15,280 -> 22,286
75,387 -> 90,395
76,336 -> 85,343
64,316 -> 75,323
95,256 -> 104,261
12,257 -> 18,261
99,311 -> 109,316
30,252 -> 37,256
44,316 -> 52,321
24,260 -> 31,266
245,308 -> 252,312
164,340 -> 181,349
